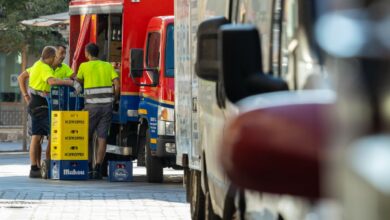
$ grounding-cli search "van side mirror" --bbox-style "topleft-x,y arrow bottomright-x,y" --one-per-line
220,25 -> 288,103
129,48 -> 159,87
130,48 -> 144,78
195,16 -> 229,81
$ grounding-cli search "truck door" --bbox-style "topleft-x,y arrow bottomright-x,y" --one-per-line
175,0 -> 192,168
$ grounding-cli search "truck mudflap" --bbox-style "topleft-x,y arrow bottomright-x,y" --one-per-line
155,135 -> 176,158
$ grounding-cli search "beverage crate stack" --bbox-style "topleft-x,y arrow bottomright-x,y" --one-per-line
50,86 -> 84,110
49,86 -> 89,180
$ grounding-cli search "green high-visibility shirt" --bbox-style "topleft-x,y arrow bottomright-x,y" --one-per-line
54,63 -> 73,79
28,60 -> 55,93
27,63 -> 73,79
76,60 -> 119,89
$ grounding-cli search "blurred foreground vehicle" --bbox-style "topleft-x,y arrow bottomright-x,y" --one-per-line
219,0 -> 390,220
175,0 -> 340,219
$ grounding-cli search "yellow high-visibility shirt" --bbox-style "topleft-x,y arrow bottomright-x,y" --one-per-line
28,60 -> 55,93
54,63 -> 73,79
76,60 -> 119,89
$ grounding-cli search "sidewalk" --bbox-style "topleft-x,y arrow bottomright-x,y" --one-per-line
0,127 -> 24,142
0,140 -> 48,153
0,141 -> 28,152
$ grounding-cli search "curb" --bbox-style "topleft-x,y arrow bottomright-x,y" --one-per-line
0,151 -> 29,156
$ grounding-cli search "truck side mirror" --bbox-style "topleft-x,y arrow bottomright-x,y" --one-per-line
195,16 -> 229,81
129,48 -> 159,87
147,69 -> 159,87
220,25 -> 288,103
130,48 -> 144,78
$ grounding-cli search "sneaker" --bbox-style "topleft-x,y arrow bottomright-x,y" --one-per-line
93,172 -> 102,180
93,164 -> 102,180
29,169 -> 41,178
88,170 -> 94,179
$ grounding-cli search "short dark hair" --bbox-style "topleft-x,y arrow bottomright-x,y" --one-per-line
57,44 -> 67,50
41,46 -> 56,60
85,43 -> 99,57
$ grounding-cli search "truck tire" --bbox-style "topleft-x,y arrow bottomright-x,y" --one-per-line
137,144 -> 146,166
222,185 -> 239,220
145,129 -> 163,183
190,170 -> 205,220
184,167 -> 191,202
206,191 -> 222,220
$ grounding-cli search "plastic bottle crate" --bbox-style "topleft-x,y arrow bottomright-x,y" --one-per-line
107,161 -> 133,182
50,86 -> 84,111
50,111 -> 89,161
51,160 -> 89,180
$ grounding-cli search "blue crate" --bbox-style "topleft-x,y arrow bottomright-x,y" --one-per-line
108,161 -> 133,182
49,86 -> 84,111
51,160 -> 89,180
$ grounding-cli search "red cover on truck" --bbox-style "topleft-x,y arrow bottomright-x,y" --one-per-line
71,15 -> 92,73
220,94 -> 334,199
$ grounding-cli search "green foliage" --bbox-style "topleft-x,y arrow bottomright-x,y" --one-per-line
0,0 -> 69,54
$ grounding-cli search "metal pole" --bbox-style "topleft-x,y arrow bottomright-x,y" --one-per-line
107,15 -> 112,61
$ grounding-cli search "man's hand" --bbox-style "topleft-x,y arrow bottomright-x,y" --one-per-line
72,80 -> 82,95
23,94 -> 31,104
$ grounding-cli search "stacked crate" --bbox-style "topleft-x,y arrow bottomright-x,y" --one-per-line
49,86 -> 89,180
51,111 -> 89,180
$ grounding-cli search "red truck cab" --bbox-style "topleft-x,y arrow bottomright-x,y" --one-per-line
130,16 -> 175,183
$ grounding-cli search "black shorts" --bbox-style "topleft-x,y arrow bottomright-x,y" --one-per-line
85,104 -> 113,139
30,111 -> 50,136
28,94 -> 50,136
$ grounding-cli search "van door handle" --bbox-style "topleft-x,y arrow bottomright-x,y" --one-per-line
192,97 -> 197,112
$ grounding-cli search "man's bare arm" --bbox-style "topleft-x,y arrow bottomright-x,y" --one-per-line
47,78 -> 73,86
113,78 -> 120,101
17,71 -> 30,103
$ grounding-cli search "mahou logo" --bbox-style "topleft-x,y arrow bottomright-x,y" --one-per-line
114,169 -> 128,180
63,169 -> 85,175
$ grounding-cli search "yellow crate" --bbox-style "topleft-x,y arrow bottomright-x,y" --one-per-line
51,111 -> 88,129
51,127 -> 88,145
51,143 -> 88,160
51,111 -> 89,160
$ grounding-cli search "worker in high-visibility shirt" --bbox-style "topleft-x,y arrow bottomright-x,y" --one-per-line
41,44 -> 74,172
18,45 -> 75,177
18,46 -> 81,178
22,45 -> 74,80
51,45 -> 74,79
76,43 -> 120,179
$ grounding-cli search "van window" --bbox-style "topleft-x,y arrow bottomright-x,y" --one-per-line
238,0 -> 274,73
146,32 -> 161,68
165,24 -> 174,77
279,0 -> 299,89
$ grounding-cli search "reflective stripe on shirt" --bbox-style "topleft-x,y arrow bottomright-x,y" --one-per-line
84,86 -> 113,104
85,97 -> 114,104
85,87 -> 113,95
28,87 -> 48,98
